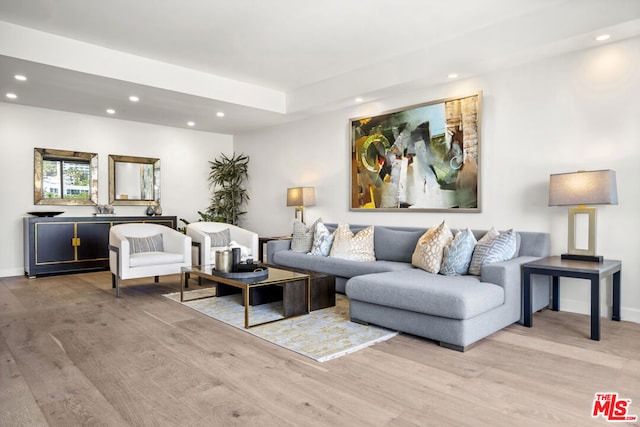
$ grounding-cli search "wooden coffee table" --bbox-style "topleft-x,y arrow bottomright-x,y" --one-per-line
180,265 -> 310,328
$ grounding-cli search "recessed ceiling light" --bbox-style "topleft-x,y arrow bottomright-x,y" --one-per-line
355,97 -> 363,103
129,95 -> 139,102
187,121 -> 195,127
106,109 -> 116,115
216,112 -> 225,117
6,93 -> 17,99
14,74 -> 27,81
595,34 -> 610,42
448,73 -> 459,79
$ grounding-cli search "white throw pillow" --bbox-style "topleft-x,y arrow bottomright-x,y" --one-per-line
309,221 -> 334,256
329,224 -> 375,262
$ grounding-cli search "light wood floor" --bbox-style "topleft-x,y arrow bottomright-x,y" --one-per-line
1,272 -> 639,426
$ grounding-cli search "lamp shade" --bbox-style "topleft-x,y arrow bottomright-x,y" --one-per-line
548,170 -> 618,206
287,187 -> 315,207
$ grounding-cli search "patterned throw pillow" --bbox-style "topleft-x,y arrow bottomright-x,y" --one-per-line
207,228 -> 231,247
309,221 -> 334,256
329,224 -> 375,262
467,227 -> 499,275
481,229 -> 517,263
468,228 -> 516,275
128,234 -> 164,254
291,218 -> 320,252
440,228 -> 477,276
411,221 -> 453,274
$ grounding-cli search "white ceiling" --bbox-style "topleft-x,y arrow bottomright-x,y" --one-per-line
1,0 -> 639,134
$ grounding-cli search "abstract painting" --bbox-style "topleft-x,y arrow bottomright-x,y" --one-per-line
350,92 -> 481,212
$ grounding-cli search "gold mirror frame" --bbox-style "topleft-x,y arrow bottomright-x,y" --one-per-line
109,154 -> 160,206
34,148 -> 98,206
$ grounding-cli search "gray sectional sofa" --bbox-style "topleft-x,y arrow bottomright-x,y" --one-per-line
267,224 -> 551,351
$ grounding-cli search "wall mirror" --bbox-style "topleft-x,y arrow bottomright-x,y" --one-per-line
34,148 -> 98,205
109,154 -> 160,205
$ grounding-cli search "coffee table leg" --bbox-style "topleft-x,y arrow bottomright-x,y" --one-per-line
306,277 -> 310,313
244,288 -> 250,328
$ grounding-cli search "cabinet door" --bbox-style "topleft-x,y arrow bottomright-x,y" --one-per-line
76,222 -> 111,260
35,222 -> 75,263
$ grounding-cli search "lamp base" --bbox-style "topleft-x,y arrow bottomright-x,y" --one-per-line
561,253 -> 603,263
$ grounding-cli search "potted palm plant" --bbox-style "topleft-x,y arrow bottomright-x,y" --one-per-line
207,152 -> 249,225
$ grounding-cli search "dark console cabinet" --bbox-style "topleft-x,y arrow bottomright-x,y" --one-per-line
24,216 -> 177,277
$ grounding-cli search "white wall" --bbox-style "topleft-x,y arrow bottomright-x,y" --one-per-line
236,36 -> 640,323
0,104 -> 233,276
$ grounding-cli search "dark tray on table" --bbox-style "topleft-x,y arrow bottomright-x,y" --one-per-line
210,263 -> 269,281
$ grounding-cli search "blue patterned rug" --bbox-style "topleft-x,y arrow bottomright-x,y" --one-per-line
163,290 -> 397,362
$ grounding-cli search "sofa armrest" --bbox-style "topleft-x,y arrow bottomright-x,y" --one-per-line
161,228 -> 191,255
482,255 -> 550,324
266,239 -> 292,264
186,226 -> 211,265
109,228 -> 130,277
481,256 -> 535,287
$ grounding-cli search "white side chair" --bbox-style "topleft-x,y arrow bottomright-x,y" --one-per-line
109,223 -> 191,297
186,222 -> 259,267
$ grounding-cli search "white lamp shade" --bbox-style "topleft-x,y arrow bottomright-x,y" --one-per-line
548,170 -> 618,206
287,187 -> 315,207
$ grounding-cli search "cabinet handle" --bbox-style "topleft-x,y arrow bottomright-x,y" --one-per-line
72,237 -> 81,247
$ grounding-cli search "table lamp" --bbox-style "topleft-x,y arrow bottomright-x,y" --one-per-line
287,187 -> 315,223
548,169 -> 618,262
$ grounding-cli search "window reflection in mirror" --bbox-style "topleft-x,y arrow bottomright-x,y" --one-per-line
34,148 -> 98,205
43,158 -> 91,199
109,155 -> 160,205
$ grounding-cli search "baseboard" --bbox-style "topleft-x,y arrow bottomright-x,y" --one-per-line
558,298 -> 640,324
0,267 -> 25,278
619,307 -> 640,324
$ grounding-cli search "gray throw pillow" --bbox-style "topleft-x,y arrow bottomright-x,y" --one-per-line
128,234 -> 164,254
468,228 -> 516,275
291,218 -> 320,252
207,229 -> 231,247
468,227 -> 500,275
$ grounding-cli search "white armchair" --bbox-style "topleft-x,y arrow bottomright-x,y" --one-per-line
109,223 -> 192,297
186,222 -> 259,267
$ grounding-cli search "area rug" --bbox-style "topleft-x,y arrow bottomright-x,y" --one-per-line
163,290 -> 398,362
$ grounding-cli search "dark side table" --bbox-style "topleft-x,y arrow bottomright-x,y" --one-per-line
258,236 -> 292,263
522,256 -> 621,341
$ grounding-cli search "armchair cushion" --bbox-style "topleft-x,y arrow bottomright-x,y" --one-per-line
207,229 -> 231,247
128,233 -> 164,254
129,251 -> 186,267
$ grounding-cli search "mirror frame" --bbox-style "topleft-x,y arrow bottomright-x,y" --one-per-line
109,154 -> 160,206
34,148 -> 98,206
